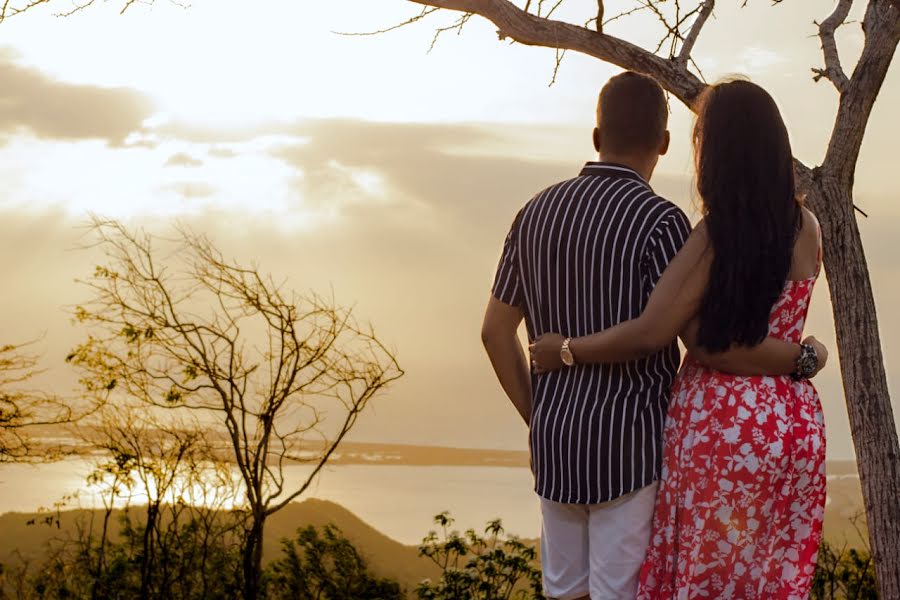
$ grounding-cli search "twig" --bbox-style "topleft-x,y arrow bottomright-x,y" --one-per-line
333,6 -> 440,36
549,47 -> 566,86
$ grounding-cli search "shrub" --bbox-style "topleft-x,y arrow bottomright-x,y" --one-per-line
415,512 -> 544,600
265,524 -> 403,600
812,539 -> 878,600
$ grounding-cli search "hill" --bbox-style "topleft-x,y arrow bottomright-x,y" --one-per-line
0,499 -> 446,596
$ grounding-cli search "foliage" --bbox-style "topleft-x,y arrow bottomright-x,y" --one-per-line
812,539 -> 878,600
264,524 -> 403,600
4,408 -> 246,600
415,512 -> 544,600
8,507 -> 244,600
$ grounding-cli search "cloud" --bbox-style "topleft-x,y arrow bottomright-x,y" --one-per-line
0,110 -> 894,459
164,152 -> 204,168
734,47 -> 786,74
208,146 -> 237,159
0,52 -> 154,145
271,120 -> 574,247
160,182 -> 217,199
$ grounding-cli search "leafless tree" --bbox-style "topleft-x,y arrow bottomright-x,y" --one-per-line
65,217 -> 404,598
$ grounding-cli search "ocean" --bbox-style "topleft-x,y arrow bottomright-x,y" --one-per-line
0,460 -> 541,545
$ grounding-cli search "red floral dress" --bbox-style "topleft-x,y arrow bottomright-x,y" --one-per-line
637,250 -> 826,599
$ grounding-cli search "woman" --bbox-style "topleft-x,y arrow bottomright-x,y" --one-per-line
530,80 -> 827,598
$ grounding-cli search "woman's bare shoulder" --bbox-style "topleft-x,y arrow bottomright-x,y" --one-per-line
801,206 -> 820,230
790,205 -> 821,279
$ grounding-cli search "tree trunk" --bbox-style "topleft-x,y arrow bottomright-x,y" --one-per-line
242,512 -> 266,600
808,173 -> 900,598
140,502 -> 159,600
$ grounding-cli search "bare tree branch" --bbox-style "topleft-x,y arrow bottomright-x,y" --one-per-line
813,0 -> 854,92
334,5 -> 441,37
0,0 -> 185,23
676,0 -> 714,66
0,340 -> 96,462
407,0 -> 706,106
822,0 -> 900,183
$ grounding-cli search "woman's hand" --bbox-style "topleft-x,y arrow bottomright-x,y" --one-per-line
529,333 -> 566,374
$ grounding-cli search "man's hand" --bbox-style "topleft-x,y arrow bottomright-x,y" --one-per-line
529,333 -> 566,374
803,335 -> 829,378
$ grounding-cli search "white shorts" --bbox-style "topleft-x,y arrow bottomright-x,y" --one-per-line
540,482 -> 658,600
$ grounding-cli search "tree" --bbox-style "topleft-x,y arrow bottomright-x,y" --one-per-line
79,405 -> 245,600
17,408 -> 246,600
265,524 -> 404,600
65,218 -> 403,599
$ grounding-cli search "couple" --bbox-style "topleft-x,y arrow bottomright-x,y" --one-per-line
481,72 -> 827,600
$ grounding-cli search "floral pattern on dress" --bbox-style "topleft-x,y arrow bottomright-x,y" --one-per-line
637,273 -> 826,599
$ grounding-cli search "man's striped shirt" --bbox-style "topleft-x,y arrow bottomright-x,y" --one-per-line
492,162 -> 692,504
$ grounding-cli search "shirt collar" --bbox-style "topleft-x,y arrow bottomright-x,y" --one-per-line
579,162 -> 652,190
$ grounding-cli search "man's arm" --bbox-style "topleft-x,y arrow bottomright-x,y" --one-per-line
481,296 -> 531,425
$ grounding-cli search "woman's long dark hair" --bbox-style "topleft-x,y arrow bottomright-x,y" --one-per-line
694,79 -> 801,352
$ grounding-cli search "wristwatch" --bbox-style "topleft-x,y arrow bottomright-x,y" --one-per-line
791,343 -> 818,381
560,338 -> 575,367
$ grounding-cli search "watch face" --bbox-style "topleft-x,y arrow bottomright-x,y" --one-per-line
561,347 -> 575,367
794,343 -> 818,379
799,349 -> 818,376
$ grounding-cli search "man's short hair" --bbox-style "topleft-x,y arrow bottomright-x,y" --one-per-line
596,71 -> 668,155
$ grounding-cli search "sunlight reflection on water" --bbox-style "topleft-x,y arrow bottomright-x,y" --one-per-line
0,460 -> 541,544
1,461 -> 853,544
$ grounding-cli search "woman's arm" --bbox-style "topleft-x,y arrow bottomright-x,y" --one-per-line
529,223 -> 712,370
530,217 -> 829,376
682,319 -> 828,377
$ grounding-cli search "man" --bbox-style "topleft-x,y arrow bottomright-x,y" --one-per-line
481,71 -> 689,600
482,71 -> 828,599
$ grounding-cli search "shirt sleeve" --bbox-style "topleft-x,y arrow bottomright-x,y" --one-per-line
491,212 -> 525,307
641,208 -> 693,295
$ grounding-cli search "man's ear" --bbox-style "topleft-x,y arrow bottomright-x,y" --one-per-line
592,127 -> 601,153
659,130 -> 671,156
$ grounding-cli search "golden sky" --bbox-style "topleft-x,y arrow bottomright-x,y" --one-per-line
0,0 -> 898,460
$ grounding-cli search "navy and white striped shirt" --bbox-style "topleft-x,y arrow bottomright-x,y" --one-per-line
492,162 -> 692,504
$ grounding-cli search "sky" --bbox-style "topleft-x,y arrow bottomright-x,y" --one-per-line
0,0 -> 897,460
